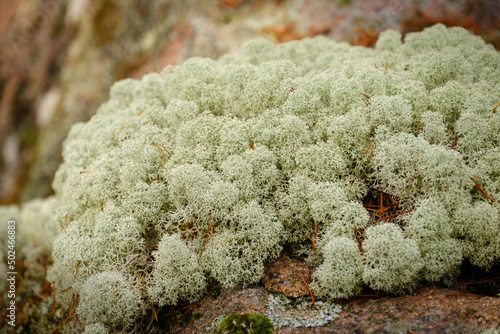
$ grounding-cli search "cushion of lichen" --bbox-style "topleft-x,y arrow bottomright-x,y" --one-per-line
147,233 -> 207,306
47,24 -> 500,327
77,271 -> 144,329
83,323 -> 109,334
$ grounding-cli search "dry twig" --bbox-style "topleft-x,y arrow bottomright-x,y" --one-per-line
299,273 -> 315,305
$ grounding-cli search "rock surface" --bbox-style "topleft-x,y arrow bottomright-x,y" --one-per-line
262,250 -> 314,298
173,284 -> 500,333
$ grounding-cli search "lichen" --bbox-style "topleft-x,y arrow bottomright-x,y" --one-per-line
267,294 -> 341,328
43,24 -> 500,329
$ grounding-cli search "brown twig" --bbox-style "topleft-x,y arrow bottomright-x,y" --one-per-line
464,277 -> 500,285
380,193 -> 383,215
74,313 -> 84,331
346,298 -> 371,305
74,260 -> 81,280
183,304 -> 198,314
158,143 -> 177,164
364,137 -> 374,154
376,210 -> 413,222
364,207 -> 391,213
358,289 -> 379,298
353,228 -> 364,252
120,109 -> 146,130
470,177 -> 495,202
51,321 -> 64,334
152,143 -> 166,165
388,194 -> 399,211
299,273 -> 315,305
347,289 -> 380,305
141,273 -> 146,297
151,302 -> 158,322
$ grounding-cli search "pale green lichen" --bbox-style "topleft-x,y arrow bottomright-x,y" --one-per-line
83,323 -> 109,334
77,271 -> 144,330
147,233 -> 206,306
42,24 -> 500,329
267,294 -> 341,328
311,236 -> 363,300
407,198 -> 462,282
362,223 -> 424,294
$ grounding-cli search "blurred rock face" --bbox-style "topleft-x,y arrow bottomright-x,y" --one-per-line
1,0 -> 499,205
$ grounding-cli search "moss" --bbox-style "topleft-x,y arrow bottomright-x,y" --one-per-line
210,285 -> 223,299
215,313 -> 273,334
177,311 -> 203,328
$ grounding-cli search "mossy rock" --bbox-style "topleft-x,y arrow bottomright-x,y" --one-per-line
215,313 -> 273,334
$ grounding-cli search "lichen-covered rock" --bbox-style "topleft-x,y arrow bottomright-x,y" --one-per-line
267,294 -> 341,329
46,24 -> 500,330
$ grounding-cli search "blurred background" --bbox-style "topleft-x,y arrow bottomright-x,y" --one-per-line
1,0 -> 499,206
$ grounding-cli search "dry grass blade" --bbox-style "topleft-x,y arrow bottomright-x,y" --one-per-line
151,302 -> 158,322
364,137 -> 374,154
74,260 -> 81,280
152,143 -> 166,165
376,210 -> 413,222
299,273 -> 315,305
470,177 -> 495,202
120,109 -> 147,130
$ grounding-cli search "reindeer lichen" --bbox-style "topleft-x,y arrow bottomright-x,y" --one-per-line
41,24 -> 500,329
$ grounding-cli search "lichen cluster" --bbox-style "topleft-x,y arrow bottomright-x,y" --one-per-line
42,24 -> 499,331
267,294 -> 341,328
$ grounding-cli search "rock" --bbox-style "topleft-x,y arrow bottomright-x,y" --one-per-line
262,250 -> 314,298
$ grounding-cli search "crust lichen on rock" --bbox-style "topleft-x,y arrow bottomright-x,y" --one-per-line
46,24 -> 500,331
